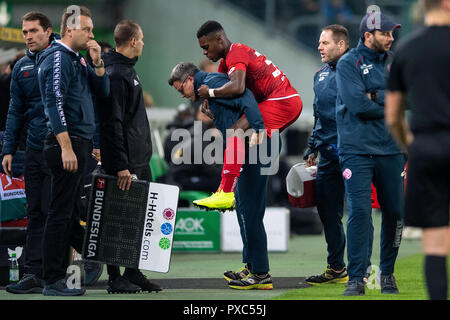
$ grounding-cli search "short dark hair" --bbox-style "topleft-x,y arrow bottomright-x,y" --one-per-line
168,62 -> 199,86
60,5 -> 91,38
196,20 -> 224,39
114,20 -> 141,48
322,24 -> 349,47
423,0 -> 443,11
22,12 -> 52,31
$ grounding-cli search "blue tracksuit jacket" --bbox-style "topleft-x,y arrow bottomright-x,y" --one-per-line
36,40 -> 109,140
193,71 -> 265,138
335,40 -> 401,156
305,62 -> 339,160
2,34 -> 60,154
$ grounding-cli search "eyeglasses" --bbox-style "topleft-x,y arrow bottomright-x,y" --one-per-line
177,77 -> 188,95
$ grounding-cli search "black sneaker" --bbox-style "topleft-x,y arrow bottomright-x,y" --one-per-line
107,276 -> 141,294
228,273 -> 273,290
380,274 -> 399,294
305,266 -> 349,285
6,274 -> 44,294
123,271 -> 162,292
84,261 -> 103,286
223,265 -> 250,281
342,280 -> 365,296
43,278 -> 86,296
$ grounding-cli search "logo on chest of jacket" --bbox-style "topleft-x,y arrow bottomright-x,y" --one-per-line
318,71 -> 329,82
360,64 -> 373,75
134,79 -> 140,86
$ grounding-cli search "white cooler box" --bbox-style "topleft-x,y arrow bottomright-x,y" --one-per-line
220,207 -> 290,252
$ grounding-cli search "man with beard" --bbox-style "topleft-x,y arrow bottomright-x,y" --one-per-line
335,11 -> 405,296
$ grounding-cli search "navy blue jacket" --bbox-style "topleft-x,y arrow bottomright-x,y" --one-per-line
37,40 -> 109,140
2,34 -> 59,155
193,71 -> 265,138
304,62 -> 339,160
335,40 -> 400,156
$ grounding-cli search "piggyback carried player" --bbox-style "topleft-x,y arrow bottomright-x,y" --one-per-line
193,21 -> 303,210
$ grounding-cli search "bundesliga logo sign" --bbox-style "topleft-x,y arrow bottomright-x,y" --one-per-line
86,178 -> 105,258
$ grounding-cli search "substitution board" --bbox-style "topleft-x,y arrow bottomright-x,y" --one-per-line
82,174 -> 179,273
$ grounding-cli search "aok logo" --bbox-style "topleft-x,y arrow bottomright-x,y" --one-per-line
175,218 -> 205,235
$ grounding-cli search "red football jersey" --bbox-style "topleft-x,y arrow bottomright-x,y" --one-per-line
218,43 -> 298,103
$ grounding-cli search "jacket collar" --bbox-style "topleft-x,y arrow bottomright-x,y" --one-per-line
26,33 -> 61,61
103,49 -> 138,67
193,70 -> 208,95
356,39 -> 389,62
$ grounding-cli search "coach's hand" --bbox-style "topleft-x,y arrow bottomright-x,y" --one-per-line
2,154 -> 13,177
306,153 -> 317,167
198,85 -> 210,99
201,99 -> 215,120
87,40 -> 102,66
117,169 -> 132,191
61,147 -> 78,172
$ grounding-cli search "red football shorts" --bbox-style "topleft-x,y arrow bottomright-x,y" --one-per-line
258,94 -> 302,137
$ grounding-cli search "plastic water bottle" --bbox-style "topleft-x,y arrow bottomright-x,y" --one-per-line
9,253 -> 19,283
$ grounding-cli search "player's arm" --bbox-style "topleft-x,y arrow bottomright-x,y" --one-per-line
385,90 -> 412,152
198,69 -> 246,99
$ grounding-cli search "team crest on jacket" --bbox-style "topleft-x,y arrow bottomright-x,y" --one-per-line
80,57 -> 87,67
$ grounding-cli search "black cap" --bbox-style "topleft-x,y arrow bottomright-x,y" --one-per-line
360,12 -> 401,38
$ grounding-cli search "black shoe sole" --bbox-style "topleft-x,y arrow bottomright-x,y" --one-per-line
139,288 -> 162,293
43,288 -> 86,296
107,288 -> 141,294
6,287 -> 43,294
193,203 -> 234,213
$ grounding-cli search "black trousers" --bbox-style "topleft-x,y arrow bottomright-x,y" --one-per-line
105,165 -> 152,279
23,147 -> 51,278
42,134 -> 88,285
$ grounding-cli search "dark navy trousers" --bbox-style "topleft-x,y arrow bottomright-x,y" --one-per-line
340,154 -> 404,282
316,157 -> 346,270
235,134 -> 281,274
42,134 -> 88,285
23,147 -> 51,278
316,156 -> 374,271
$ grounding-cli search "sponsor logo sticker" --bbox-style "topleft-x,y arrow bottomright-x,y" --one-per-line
159,238 -> 171,250
163,208 -> 175,220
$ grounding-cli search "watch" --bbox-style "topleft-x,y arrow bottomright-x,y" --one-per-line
94,59 -> 104,69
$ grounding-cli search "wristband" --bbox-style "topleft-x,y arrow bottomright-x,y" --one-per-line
208,88 -> 215,98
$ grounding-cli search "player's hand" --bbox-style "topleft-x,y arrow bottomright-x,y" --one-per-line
87,40 -> 102,66
117,169 -> 132,191
2,154 -> 13,177
201,99 -> 215,120
306,153 -> 317,167
61,147 -> 78,172
198,85 -> 210,99
249,131 -> 265,147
